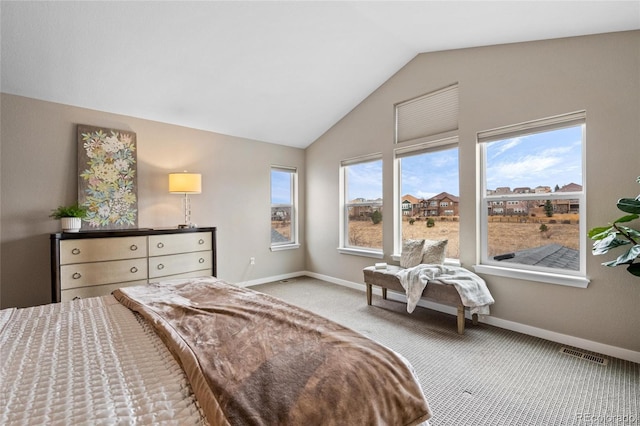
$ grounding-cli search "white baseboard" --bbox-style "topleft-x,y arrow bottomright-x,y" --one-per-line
239,271 -> 306,288
248,271 -> 640,364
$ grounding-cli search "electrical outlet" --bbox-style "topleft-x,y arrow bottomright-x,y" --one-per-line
250,257 -> 255,265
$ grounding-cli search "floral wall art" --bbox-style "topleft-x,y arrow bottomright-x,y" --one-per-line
77,125 -> 138,230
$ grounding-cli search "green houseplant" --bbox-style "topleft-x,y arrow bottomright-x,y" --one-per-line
588,176 -> 640,277
49,203 -> 88,232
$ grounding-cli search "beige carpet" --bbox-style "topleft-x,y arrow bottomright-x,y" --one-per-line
250,277 -> 639,426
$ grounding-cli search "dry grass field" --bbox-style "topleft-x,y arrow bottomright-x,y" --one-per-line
348,214 -> 580,259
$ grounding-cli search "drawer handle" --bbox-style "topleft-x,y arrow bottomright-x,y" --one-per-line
71,248 -> 81,255
157,242 -> 164,249
130,267 -> 138,273
198,239 -> 205,245
157,264 -> 165,270
72,272 -> 82,279
130,244 -> 138,251
199,258 -> 205,264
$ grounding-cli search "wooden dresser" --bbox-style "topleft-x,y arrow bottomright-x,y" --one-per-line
50,227 -> 216,302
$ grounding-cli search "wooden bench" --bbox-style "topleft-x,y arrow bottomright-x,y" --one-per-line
363,265 -> 478,334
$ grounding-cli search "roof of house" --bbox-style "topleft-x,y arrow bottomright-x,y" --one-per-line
556,183 -> 583,192
513,187 -> 532,193
402,194 -> 420,204
271,228 -> 289,244
430,192 -> 460,203
497,243 -> 579,271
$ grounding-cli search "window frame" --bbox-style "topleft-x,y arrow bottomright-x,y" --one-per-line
474,111 -> 589,288
338,153 -> 384,259
270,165 -> 299,251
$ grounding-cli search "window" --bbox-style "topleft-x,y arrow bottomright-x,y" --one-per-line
476,111 -> 588,287
394,137 -> 459,260
394,84 -> 460,262
270,166 -> 298,250
339,154 -> 383,257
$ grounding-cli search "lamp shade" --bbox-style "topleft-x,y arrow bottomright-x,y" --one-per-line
169,173 -> 202,194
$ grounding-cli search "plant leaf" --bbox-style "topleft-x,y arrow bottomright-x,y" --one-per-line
627,262 -> 640,277
603,244 -> 640,266
588,226 -> 614,240
612,213 -> 639,224
617,198 -> 640,214
592,234 -> 629,255
616,225 -> 640,239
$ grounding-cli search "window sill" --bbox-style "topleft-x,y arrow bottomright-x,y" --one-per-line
338,247 -> 384,259
270,243 -> 300,252
473,264 -> 590,288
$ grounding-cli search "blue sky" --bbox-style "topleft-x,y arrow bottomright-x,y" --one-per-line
271,170 -> 292,204
347,124 -> 582,200
347,161 -> 384,200
401,148 -> 459,199
486,126 -> 582,192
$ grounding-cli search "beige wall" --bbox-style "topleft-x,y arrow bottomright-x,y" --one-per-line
0,94 -> 305,308
305,31 -> 640,352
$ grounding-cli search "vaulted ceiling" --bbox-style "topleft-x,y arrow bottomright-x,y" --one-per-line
2,1 -> 638,148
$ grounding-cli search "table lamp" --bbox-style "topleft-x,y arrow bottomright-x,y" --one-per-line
169,172 -> 202,228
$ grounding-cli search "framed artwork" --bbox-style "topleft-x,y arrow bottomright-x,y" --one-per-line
77,125 -> 138,230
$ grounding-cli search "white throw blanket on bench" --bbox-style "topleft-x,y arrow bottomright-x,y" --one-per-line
396,264 -> 495,315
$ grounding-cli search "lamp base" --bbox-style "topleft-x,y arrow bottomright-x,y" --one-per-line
178,223 -> 197,229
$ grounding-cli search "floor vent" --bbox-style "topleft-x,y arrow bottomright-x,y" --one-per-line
560,347 -> 609,365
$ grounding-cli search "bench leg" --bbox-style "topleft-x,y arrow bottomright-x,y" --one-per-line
382,288 -> 387,300
457,305 -> 465,335
366,284 -> 372,305
472,313 -> 478,325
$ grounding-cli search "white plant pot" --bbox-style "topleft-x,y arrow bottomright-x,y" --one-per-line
61,217 -> 82,232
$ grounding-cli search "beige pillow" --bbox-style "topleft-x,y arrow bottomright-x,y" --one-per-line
421,239 -> 448,264
400,239 -> 425,268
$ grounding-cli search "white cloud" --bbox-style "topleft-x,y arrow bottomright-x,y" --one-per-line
487,154 -> 563,188
490,137 -> 522,159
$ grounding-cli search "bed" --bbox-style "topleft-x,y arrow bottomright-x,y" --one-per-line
1,276 -> 432,425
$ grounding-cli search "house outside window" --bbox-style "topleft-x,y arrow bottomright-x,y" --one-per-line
270,166 -> 299,250
339,154 -> 383,257
475,111 -> 587,287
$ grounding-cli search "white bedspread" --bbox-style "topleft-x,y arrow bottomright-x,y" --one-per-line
396,264 -> 495,315
0,296 -> 208,426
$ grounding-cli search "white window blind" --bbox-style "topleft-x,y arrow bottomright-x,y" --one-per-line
395,83 -> 459,144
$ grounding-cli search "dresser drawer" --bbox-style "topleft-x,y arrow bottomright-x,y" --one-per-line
148,232 -> 211,256
61,258 -> 148,289
149,251 -> 213,279
60,236 -> 147,264
149,269 -> 213,283
61,280 -> 148,302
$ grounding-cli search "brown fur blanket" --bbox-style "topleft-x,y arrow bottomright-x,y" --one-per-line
113,277 -> 431,426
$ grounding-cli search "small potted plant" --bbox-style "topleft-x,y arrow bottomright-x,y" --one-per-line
49,203 -> 88,232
